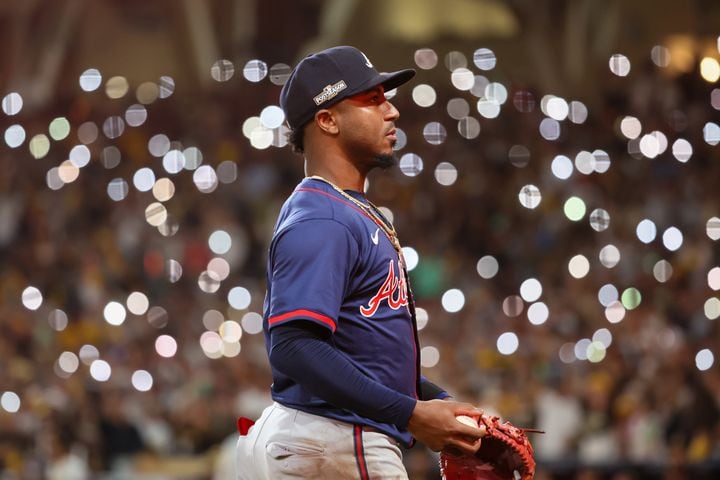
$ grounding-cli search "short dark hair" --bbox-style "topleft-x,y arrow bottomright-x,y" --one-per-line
287,125 -> 305,154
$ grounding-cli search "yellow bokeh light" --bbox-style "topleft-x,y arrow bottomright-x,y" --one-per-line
700,57 -> 720,83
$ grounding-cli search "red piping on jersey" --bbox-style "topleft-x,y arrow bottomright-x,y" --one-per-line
268,309 -> 337,332
296,187 -> 378,226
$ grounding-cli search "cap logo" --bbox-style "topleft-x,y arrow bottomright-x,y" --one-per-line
360,51 -> 373,68
313,80 -> 347,106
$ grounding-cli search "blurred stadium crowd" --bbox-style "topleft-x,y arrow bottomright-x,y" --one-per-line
1,41 -> 720,480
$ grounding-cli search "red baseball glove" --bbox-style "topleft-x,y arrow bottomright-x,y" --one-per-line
439,414 -> 540,480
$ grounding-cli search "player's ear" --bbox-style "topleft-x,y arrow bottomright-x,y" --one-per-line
315,109 -> 338,135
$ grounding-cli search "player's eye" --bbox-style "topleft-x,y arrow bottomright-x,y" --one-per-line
348,88 -> 386,105
372,92 -> 386,104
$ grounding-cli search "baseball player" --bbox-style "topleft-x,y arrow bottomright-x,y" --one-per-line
236,46 -> 485,480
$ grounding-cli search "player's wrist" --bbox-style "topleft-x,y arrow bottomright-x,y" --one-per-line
397,397 -> 418,429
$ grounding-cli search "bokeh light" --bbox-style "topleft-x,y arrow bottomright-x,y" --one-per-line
708,267 -> 720,291
228,286 -> 252,310
520,278 -> 542,302
21,286 -> 43,310
415,307 -> 429,330
131,370 -> 154,392
155,335 -> 178,358
79,68 -> 102,91
564,197 -> 586,221
621,287 -> 642,310
598,284 -> 619,307
653,260 -> 674,283
527,302 -> 549,325
57,351 -> 79,374
708,217 -> 720,240
402,247 -> 419,271
79,345 -> 100,365
551,155 -> 573,179
662,227 -> 683,251
219,320 -> 243,343
103,301 -> 127,326
476,255 -> 499,279
519,184 -> 541,209
211,59 -> 235,82
695,349 -> 714,371
5,124 -> 26,148
399,153 -> 423,176
599,244 -> 621,268
412,84 -> 437,107
700,57 -> 720,83
441,289 -> 465,313
48,309 -> 68,331
127,292 -> 150,315
241,312 -> 264,335
420,346 -> 440,368
89,360 -> 111,382
434,161 -> 457,186
609,53 -> 631,76
414,48 -> 438,69
243,59 -> 268,82
705,298 -> 720,320
569,255 -> 590,279
590,209 -> 611,232
1,392 -> 21,413
636,219 -> 657,244
502,295 -> 524,317
606,301 -> 626,323
497,332 -> 519,355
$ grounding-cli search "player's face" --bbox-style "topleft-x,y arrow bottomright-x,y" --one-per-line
333,85 -> 400,170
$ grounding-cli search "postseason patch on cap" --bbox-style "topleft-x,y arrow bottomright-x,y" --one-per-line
313,80 -> 347,106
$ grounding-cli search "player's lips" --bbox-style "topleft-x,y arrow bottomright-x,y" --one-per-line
386,128 -> 397,141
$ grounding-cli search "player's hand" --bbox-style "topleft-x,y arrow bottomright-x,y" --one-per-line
406,399 -> 486,454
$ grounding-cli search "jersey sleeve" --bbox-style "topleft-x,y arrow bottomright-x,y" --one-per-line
267,218 -> 359,332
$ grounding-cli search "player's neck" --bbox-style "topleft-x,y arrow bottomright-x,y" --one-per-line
305,161 -> 366,192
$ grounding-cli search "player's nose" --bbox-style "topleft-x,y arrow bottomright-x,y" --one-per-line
382,100 -> 400,120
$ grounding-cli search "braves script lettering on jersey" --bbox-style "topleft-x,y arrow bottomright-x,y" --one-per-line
263,177 -> 421,446
360,260 -> 408,317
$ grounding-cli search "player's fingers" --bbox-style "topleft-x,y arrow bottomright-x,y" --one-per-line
453,415 -> 487,438
455,422 -> 486,438
448,435 -> 482,455
453,407 -> 484,424
454,402 -> 483,415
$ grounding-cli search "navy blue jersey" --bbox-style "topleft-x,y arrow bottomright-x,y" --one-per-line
263,177 -> 420,445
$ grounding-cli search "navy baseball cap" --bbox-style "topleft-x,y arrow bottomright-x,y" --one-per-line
280,46 -> 416,130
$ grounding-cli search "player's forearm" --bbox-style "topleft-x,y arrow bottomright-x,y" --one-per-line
269,322 -> 417,427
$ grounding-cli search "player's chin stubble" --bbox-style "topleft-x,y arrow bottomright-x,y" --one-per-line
374,153 -> 397,169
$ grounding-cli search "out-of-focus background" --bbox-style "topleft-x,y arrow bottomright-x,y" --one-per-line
1,0 -> 720,479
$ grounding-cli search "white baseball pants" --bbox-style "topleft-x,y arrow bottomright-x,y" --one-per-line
236,402 -> 409,479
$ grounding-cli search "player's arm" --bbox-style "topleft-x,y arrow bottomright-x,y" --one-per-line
270,323 -> 484,454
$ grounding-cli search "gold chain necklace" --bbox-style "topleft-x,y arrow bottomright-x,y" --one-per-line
307,175 -> 403,259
